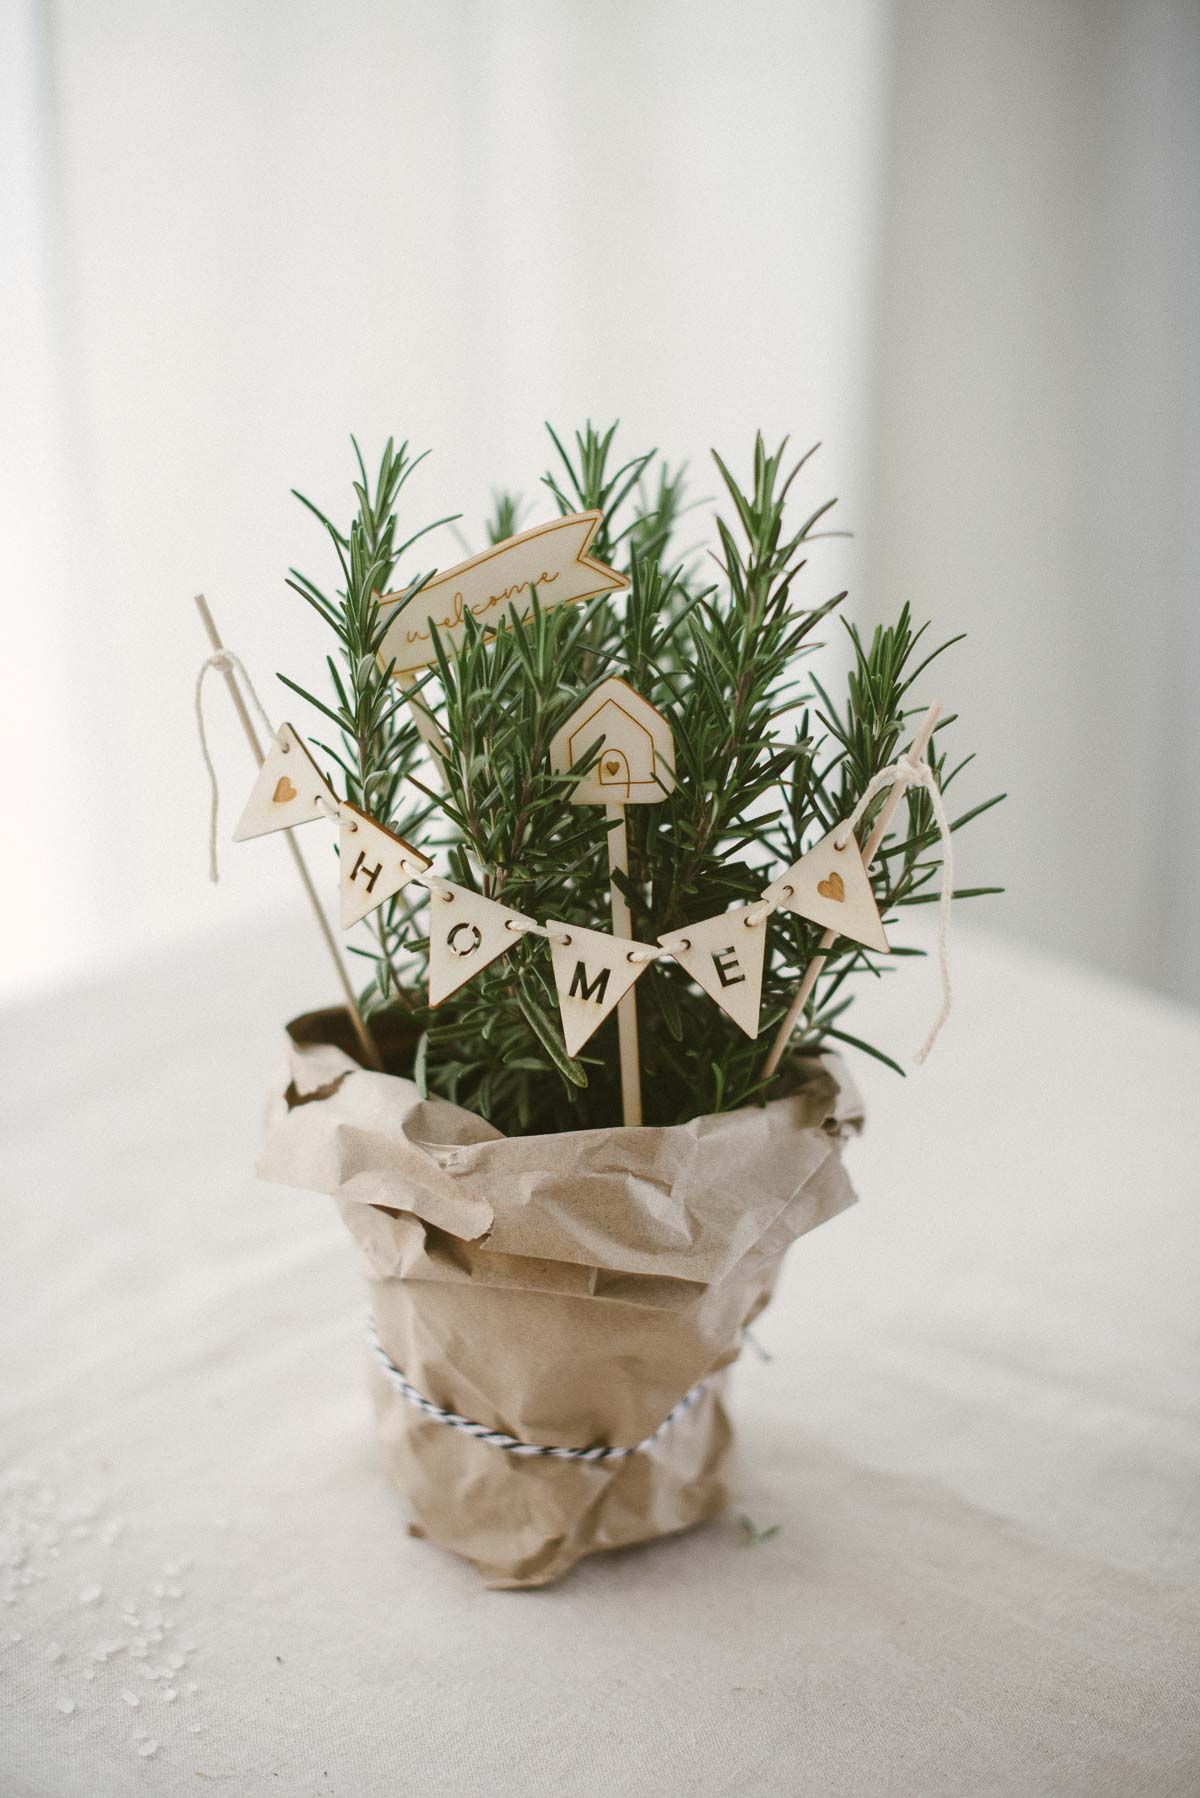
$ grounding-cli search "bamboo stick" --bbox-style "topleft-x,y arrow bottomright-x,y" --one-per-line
194,594 -> 382,1071
605,801 -> 642,1127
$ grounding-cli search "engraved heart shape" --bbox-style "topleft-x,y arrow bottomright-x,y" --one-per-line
272,776 -> 297,804
604,758 -> 621,775
817,870 -> 845,902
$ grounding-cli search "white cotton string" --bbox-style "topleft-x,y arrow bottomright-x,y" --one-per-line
835,751 -> 955,1064
194,650 -> 279,883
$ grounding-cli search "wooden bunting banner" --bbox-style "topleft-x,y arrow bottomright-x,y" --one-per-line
337,803 -> 431,930
376,512 -> 627,679
428,883 -> 534,1007
232,723 -> 337,842
548,921 -> 658,1057
659,904 -> 769,1039
762,824 -> 890,953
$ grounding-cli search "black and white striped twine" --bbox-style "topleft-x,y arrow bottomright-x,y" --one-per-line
368,1321 -> 706,1462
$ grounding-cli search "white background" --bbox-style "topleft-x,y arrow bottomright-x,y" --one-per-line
3,0 -> 1197,1006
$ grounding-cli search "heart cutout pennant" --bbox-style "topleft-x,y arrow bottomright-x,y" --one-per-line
233,724 -> 337,842
763,823 -> 890,953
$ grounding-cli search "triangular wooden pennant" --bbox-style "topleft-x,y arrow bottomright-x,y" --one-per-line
762,824 -> 890,953
428,883 -> 534,1007
658,905 -> 768,1039
547,921 -> 658,1058
233,723 -> 337,842
337,803 -> 431,929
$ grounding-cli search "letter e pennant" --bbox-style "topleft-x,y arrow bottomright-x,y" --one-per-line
233,724 -> 337,842
762,824 -> 889,953
658,904 -> 768,1039
338,803 -> 431,929
428,883 -> 535,1007
548,920 -> 658,1057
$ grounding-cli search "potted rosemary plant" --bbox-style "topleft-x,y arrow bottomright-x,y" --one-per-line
248,424 -> 1001,1587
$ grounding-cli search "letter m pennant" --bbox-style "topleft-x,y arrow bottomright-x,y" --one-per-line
547,920 -> 658,1057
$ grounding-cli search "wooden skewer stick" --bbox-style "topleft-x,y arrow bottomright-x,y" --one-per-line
194,594 -> 382,1072
605,801 -> 643,1127
761,702 -> 942,1079
397,675 -> 450,783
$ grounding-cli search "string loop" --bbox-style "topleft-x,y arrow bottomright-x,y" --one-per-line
194,650 -> 278,883
838,751 -> 955,1063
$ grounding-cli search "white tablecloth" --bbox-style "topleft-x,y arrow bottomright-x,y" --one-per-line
2,922 -> 1198,1797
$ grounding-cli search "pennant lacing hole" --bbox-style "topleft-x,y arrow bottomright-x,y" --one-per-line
779,883 -> 795,900
553,931 -> 573,947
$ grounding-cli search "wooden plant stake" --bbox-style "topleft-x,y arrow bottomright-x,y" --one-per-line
548,677 -> 676,1127
761,703 -> 942,1079
194,594 -> 382,1071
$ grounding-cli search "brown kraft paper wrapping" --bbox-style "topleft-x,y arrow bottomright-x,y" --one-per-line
258,1011 -> 864,1589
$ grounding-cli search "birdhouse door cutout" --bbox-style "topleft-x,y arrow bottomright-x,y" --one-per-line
598,746 -> 631,795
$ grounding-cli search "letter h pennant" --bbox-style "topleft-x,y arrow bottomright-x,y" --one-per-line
547,920 -> 659,1058
337,803 -> 431,929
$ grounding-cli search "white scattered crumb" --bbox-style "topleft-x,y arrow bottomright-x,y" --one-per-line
8,1632 -> 21,1644
45,1642 -> 64,1662
189,1723 -> 201,1734
55,1697 -> 76,1715
79,1583 -> 103,1605
167,1653 -> 185,1670
162,1687 -> 177,1702
186,1681 -> 198,1694
83,1668 -> 95,1681
120,1688 -> 140,1707
137,1738 -> 159,1758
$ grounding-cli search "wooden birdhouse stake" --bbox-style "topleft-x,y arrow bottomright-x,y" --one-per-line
549,677 -> 676,1127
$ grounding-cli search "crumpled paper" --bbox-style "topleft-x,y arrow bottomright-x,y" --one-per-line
259,1010 -> 863,1588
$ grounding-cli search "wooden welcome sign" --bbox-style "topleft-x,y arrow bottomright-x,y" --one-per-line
375,512 -> 627,678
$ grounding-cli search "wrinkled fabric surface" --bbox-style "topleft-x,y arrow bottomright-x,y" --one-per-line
2,922 -> 1198,1796
260,1020 -> 862,1586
